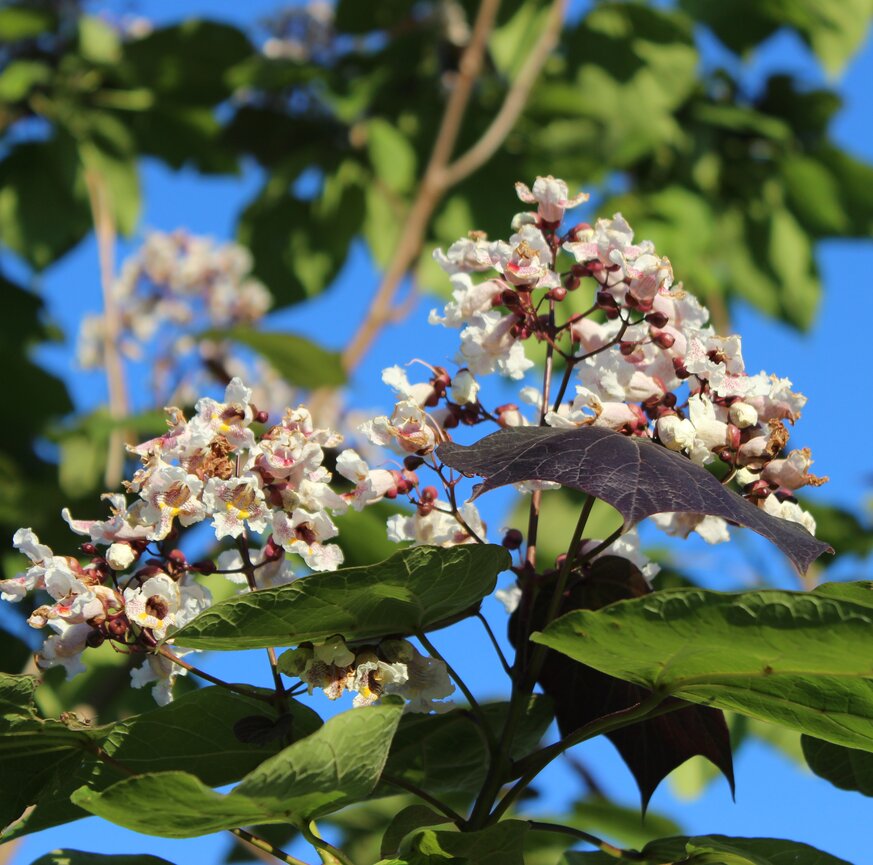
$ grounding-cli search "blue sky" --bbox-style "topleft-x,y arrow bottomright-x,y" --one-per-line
6,2 -> 873,864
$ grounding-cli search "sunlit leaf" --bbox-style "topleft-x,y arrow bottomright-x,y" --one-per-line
534,589 -> 873,752
174,545 -> 510,651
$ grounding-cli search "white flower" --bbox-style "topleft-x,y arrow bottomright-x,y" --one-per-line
351,652 -> 408,708
130,651 -> 189,706
140,464 -> 207,540
387,501 -> 484,547
761,495 -> 817,536
428,274 -> 504,328
729,402 -> 758,429
515,175 -> 589,223
203,473 -> 269,539
123,574 -> 211,640
361,399 -> 438,455
335,449 -> 396,510
106,543 -> 137,572
36,621 -> 91,679
657,415 -> 696,452
272,509 -> 343,571
450,369 -> 480,405
384,647 -> 454,713
188,377 -> 256,450
458,312 -> 533,380
651,512 -> 730,545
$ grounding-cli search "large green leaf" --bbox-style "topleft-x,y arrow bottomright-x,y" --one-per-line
2,685 -> 320,841
173,544 -> 510,651
533,589 -> 873,752
72,702 -> 403,837
204,327 -> 345,388
562,834 -> 850,864
367,118 -> 417,193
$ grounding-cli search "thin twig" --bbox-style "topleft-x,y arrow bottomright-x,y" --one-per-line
380,772 -> 465,825
527,821 -> 640,860
84,167 -> 129,489
416,630 -> 497,753
441,0 -> 569,187
491,694 -> 680,823
476,611 -> 512,676
230,828 -> 312,865
157,646 -> 275,703
237,535 -> 289,711
341,0 -> 502,371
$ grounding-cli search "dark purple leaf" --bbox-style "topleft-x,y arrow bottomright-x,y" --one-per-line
509,556 -> 735,810
437,426 -> 832,574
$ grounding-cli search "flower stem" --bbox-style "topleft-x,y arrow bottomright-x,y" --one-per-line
380,772 -> 464,825
157,646 -> 274,704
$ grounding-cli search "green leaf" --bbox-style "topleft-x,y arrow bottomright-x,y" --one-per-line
564,796 -> 683,849
533,589 -> 873,753
123,20 -> 253,103
334,0 -> 416,33
0,135 -> 91,269
781,154 -> 848,235
562,834 -> 850,864
2,686 -> 320,841
490,1 -> 552,81
383,697 -> 553,796
29,852 -> 177,865
404,821 -> 530,865
767,208 -> 820,330
204,327 -> 345,388
802,735 -> 873,797
174,544 -> 510,651
0,60 -> 51,103
367,118 -> 417,193
78,15 -> 122,64
239,160 -> 367,306
0,5 -> 55,40
381,806 -> 451,858
77,111 -> 141,236
72,702 -> 403,836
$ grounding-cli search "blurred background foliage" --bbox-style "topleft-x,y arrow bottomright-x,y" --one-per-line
2,0 -> 873,856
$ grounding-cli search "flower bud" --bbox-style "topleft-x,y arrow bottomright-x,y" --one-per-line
450,368 -> 480,405
502,528 -> 523,550
652,330 -> 675,349
106,543 -> 136,572
547,286 -> 568,301
81,542 -> 97,556
403,455 -> 424,471
729,401 -> 758,429
255,410 -> 269,424
192,559 -> 216,575
86,629 -> 106,649
645,311 -> 669,329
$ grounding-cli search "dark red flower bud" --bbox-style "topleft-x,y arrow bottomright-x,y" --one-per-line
192,559 -> 216,575
547,286 -> 568,301
645,311 -> 669,328
255,410 -> 269,424
620,341 -> 637,356
81,543 -> 97,556
502,528 -> 524,550
86,629 -> 105,649
403,455 -> 424,471
653,330 -> 675,349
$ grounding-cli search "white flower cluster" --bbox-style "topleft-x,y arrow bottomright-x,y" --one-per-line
5,378 -> 419,705
371,174 -> 825,550
280,636 -> 455,713
76,230 -> 281,408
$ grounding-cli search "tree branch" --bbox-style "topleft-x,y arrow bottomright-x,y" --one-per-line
442,0 -> 569,188
84,168 -> 129,489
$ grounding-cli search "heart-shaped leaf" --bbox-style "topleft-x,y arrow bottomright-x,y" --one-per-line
437,426 -> 832,573
173,544 -> 510,651
72,702 -> 403,837
511,558 -> 734,810
801,735 -> 873,797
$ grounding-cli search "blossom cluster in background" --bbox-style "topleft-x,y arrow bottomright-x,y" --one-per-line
76,230 -> 289,409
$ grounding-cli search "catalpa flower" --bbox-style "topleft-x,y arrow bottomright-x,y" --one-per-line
203,473 -> 270,539
515,175 -> 589,224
